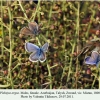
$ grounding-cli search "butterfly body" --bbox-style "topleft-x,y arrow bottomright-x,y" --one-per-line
25,42 -> 49,62
38,48 -> 42,56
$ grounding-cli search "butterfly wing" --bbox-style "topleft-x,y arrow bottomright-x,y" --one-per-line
91,38 -> 100,42
41,42 -> 49,52
75,41 -> 96,60
25,42 -> 39,53
19,27 -> 34,38
77,38 -> 100,58
29,50 -> 40,62
39,49 -> 46,62
84,51 -> 99,65
28,22 -> 38,35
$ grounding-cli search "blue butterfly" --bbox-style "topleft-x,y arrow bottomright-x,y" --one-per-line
19,22 -> 39,38
25,42 -> 49,62
84,51 -> 100,67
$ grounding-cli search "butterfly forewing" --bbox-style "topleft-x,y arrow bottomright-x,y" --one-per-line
28,22 -> 38,35
20,27 -> 33,36
41,42 -> 49,52
25,42 -> 39,53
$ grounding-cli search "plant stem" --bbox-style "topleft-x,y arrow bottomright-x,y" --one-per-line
18,0 -> 29,22
75,1 -> 80,89
46,0 -> 53,36
99,68 -> 100,89
8,6 -> 14,89
67,42 -> 76,82
59,1 -> 67,87
86,10 -> 95,38
91,75 -> 96,89
1,0 -> 4,57
47,63 -> 52,89
30,0 -> 40,22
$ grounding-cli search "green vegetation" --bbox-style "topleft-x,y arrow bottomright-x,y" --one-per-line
0,1 -> 100,89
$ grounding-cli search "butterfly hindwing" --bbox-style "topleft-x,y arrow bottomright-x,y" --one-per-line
39,49 -> 46,62
29,50 -> 40,62
84,51 -> 99,65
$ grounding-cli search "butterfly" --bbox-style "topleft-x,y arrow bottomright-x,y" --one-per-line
76,38 -> 100,59
25,42 -> 49,62
84,51 -> 100,67
19,22 -> 39,38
